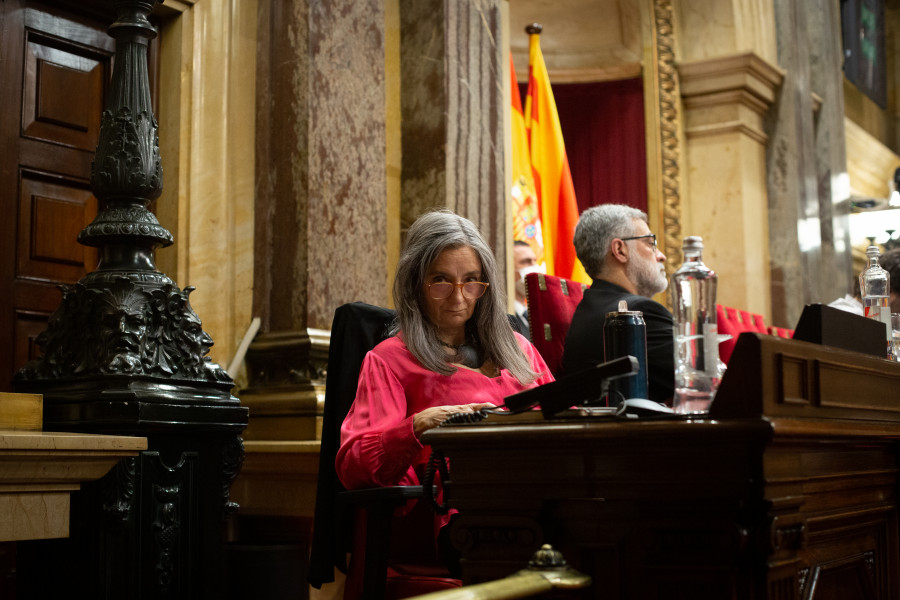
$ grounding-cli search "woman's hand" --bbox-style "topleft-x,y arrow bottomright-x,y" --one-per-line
413,402 -> 495,437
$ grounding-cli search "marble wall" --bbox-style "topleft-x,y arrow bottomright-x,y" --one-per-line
766,0 -> 852,328
399,0 -> 506,260
252,0 -> 391,335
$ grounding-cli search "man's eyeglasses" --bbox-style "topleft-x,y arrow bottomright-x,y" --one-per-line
620,233 -> 657,249
427,281 -> 490,299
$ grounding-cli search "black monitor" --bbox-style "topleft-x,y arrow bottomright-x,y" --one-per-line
792,303 -> 886,357
503,355 -> 638,418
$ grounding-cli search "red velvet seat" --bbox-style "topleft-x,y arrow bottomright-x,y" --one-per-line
524,272 -> 588,377
716,305 -> 769,364
768,325 -> 794,339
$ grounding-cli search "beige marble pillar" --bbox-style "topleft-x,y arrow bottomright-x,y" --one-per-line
678,53 -> 782,315
766,0 -> 853,328
156,0 -> 257,368
674,0 -> 780,319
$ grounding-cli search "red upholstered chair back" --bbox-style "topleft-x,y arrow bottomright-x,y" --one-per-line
524,272 -> 588,377
768,326 -> 795,339
716,304 -> 769,364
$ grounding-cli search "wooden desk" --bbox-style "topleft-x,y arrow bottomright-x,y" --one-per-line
422,334 -> 900,599
0,429 -> 146,541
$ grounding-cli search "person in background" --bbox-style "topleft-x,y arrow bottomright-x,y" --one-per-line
883,249 -> 900,313
561,204 -> 674,404
827,277 -> 863,316
512,240 -> 538,336
335,209 -> 554,575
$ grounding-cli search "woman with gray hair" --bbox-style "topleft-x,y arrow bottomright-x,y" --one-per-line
336,209 -> 553,557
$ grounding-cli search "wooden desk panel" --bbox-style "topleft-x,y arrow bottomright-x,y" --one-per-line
422,336 -> 900,600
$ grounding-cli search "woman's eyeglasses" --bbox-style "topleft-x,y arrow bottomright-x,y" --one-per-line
620,233 -> 657,249
427,281 -> 489,299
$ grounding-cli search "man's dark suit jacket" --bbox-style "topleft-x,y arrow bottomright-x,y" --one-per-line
561,279 -> 675,404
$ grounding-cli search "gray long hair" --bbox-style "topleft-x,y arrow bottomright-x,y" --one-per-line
391,209 -> 539,384
574,204 -> 647,279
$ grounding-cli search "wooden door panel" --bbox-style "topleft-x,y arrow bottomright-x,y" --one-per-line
16,169 -> 98,283
0,0 -> 119,391
12,280 -> 63,319
22,28 -> 108,150
13,310 -> 51,370
19,136 -> 95,176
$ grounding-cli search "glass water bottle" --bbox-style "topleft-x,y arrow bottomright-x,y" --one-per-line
860,245 -> 893,359
671,236 -> 725,414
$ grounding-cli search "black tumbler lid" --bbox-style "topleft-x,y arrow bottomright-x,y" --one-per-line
606,310 -> 643,318
605,299 -> 643,319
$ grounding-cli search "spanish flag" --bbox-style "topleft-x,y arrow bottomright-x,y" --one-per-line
523,26 -> 589,284
510,53 -> 544,265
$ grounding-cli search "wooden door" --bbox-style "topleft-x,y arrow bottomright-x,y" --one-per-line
0,1 -> 114,391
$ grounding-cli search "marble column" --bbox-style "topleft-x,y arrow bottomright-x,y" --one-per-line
242,0 -> 390,441
767,0 -> 852,328
155,0 -> 257,369
678,53 -> 783,317
675,0 -> 781,318
254,0 -> 389,335
400,0 -> 506,254
808,0 -> 853,302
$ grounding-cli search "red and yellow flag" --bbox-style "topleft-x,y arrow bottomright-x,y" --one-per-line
523,30 -> 589,284
510,53 -> 544,265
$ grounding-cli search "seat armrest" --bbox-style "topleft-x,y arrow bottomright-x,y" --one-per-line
337,485 -> 428,599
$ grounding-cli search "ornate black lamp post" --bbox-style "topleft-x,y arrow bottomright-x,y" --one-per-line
14,1 -> 248,597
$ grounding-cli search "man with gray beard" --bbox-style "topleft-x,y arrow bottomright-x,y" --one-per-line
561,204 -> 675,404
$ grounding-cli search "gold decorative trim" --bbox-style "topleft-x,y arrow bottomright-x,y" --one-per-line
653,0 -> 682,278
560,279 -> 570,296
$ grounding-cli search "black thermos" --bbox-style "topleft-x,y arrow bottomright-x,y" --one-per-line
603,300 -> 649,403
